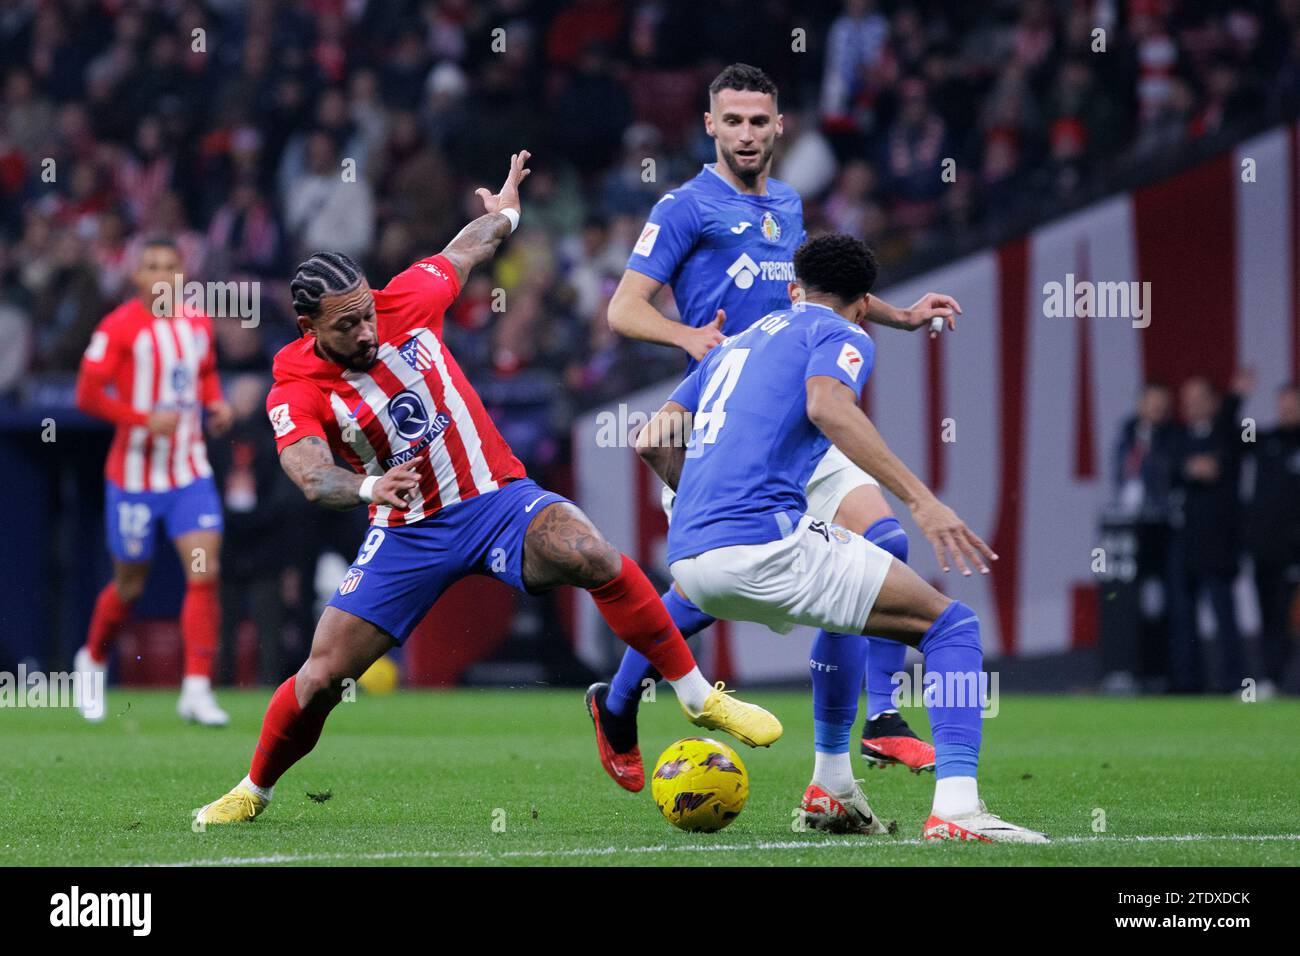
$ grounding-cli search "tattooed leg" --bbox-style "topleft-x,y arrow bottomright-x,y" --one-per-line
521,501 -> 621,591
523,500 -> 702,687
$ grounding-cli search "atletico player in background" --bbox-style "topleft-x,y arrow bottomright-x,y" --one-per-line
72,237 -> 233,725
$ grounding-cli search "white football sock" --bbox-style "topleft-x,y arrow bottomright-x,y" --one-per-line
239,774 -> 273,803
813,750 -> 855,795
669,667 -> 712,715
181,675 -> 211,697
932,776 -> 980,818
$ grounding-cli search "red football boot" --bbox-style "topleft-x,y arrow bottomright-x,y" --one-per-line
586,683 -> 644,793
861,711 -> 936,773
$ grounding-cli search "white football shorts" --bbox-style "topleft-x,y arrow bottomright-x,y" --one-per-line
669,514 -> 894,636
661,444 -> 878,526
804,444 -> 879,522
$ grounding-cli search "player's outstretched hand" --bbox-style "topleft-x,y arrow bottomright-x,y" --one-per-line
147,409 -> 180,437
475,150 -> 532,218
372,459 -> 422,510
683,309 -> 727,361
904,293 -> 961,339
910,496 -> 996,576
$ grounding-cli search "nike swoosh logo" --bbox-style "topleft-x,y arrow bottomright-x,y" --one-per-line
524,494 -> 553,513
346,402 -> 364,419
730,222 -> 753,234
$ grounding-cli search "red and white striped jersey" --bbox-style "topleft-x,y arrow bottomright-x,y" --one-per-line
266,254 -> 526,527
76,299 -> 220,492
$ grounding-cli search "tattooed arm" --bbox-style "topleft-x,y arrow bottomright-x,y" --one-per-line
635,400 -> 691,492
440,150 -> 532,285
279,436 -> 421,510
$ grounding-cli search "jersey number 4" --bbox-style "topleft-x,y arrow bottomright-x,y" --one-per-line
691,348 -> 750,446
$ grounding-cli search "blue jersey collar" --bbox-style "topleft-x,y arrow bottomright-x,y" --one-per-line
703,163 -> 769,197
791,300 -> 838,316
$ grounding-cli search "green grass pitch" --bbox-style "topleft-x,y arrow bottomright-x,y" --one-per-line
1,689 -> 1297,866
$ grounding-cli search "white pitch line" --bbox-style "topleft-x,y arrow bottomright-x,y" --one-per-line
138,833 -> 1300,867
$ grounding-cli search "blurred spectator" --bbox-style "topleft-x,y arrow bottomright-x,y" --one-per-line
1113,381 -> 1178,520
878,76 -> 948,234
1102,381 -> 1180,693
283,131 -> 375,261
4,68 -> 55,159
599,122 -> 665,216
31,228 -> 102,371
823,159 -> 879,237
205,178 -> 283,279
1166,373 -> 1252,693
820,0 -> 890,124
371,111 -> 458,255
1244,384 -> 1300,694
553,42 -> 634,175
774,110 -> 838,199
209,373 -> 304,685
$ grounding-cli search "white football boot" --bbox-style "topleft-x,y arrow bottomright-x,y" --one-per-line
923,800 -> 1050,844
797,780 -> 896,835
177,676 -> 229,727
72,646 -> 107,722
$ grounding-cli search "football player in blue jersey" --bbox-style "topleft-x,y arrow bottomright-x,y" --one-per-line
588,63 -> 962,794
635,234 -> 1046,842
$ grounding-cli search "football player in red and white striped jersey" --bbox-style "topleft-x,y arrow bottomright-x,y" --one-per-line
72,238 -> 233,725
195,151 -> 783,824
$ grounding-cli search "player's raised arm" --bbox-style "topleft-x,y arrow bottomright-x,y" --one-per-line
438,150 -> 532,286
278,436 -> 421,511
805,375 -> 996,576
635,400 -> 693,490
863,292 -> 962,339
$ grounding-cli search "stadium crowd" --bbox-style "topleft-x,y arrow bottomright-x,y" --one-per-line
2,0 -> 1298,687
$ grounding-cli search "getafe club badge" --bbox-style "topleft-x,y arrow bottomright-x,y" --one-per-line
761,211 -> 781,242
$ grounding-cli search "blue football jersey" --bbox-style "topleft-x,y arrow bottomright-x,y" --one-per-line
627,164 -> 807,371
665,302 -> 875,564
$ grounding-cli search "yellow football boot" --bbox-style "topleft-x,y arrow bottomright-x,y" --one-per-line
194,784 -> 268,826
682,682 -> 783,747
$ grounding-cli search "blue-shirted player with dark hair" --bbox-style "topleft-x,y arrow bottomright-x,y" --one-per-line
588,63 -> 965,795
636,234 -> 1047,841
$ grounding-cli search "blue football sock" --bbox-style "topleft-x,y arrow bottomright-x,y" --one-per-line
605,587 -> 714,718
810,628 -> 868,754
918,601 -> 984,780
862,517 -> 910,720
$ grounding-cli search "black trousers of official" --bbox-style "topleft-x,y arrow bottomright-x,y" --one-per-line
1166,543 -> 1245,694
1253,558 -> 1297,687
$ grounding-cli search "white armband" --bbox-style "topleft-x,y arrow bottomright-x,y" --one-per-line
499,208 -> 520,233
359,475 -> 379,503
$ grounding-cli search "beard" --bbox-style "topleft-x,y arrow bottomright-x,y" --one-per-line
719,139 -> 775,187
318,338 -> 378,371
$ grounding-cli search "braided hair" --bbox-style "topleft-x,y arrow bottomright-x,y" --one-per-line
290,251 -> 364,319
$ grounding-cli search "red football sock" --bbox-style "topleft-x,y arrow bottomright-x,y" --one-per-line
248,676 -> 333,789
588,555 -> 697,681
87,582 -> 133,664
181,580 -> 220,678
